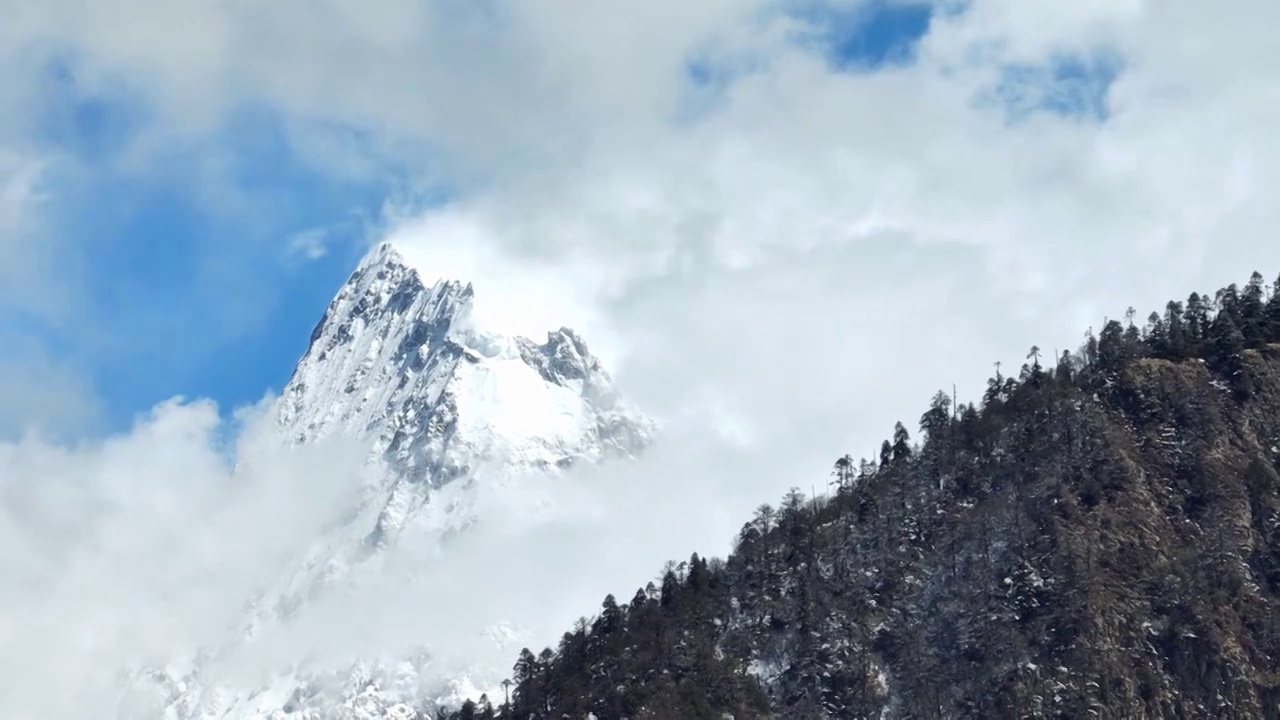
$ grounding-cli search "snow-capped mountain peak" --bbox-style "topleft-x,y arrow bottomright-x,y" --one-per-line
279,241 -> 647,483
135,241 -> 653,718
278,242 -> 472,448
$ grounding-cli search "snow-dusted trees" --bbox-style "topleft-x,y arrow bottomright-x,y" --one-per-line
442,267 -> 1280,720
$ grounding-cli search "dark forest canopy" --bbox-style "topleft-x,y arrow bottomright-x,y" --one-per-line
437,270 -> 1280,720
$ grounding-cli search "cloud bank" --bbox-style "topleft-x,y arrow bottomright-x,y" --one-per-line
3,0 -> 1280,715
0,400 -> 368,718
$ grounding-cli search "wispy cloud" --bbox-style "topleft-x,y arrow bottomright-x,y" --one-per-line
0,398 -> 368,718
286,226 -> 330,261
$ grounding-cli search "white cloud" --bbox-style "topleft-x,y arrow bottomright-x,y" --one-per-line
371,1 -> 1280,455
0,154 -> 72,319
0,398 -> 368,718
4,0 -> 1280,713
285,226 -> 330,261
200,440 -> 769,687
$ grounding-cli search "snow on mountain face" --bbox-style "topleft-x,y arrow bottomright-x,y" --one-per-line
131,242 -> 653,719
281,241 -> 647,484
276,241 -> 650,549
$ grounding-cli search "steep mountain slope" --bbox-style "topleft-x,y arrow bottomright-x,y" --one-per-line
274,242 -> 650,557
125,243 -> 652,719
460,273 -> 1280,719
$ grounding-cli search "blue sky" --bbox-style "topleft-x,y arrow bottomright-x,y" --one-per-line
26,94 -> 392,429
811,0 -> 933,70
6,0 -> 1126,434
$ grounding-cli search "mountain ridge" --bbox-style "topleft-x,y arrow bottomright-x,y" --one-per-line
445,271 -> 1280,719
125,241 -> 653,719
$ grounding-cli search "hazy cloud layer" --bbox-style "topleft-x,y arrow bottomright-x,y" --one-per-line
2,0 -> 1279,715
0,399 -> 369,718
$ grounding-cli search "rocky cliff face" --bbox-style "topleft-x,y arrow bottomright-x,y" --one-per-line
124,242 -> 652,719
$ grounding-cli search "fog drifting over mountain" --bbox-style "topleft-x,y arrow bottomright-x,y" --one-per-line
4,1 -> 1280,716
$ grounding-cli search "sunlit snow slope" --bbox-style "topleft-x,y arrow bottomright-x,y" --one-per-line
127,242 -> 652,719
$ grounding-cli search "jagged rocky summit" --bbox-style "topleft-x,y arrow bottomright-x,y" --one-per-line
126,242 -> 653,719
277,241 -> 651,549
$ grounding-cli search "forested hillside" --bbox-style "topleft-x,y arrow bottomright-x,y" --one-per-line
442,271 -> 1280,719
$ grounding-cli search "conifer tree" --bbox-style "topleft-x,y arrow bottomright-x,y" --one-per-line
892,421 -> 912,462
1217,282 -> 1241,319
1186,292 -> 1210,345
1266,273 -> 1280,342
1145,312 -> 1167,356
1082,328 -> 1099,367
1164,300 -> 1187,357
920,391 -> 952,441
832,454 -> 855,490
1208,310 -> 1246,371
1096,319 -> 1127,371
1242,271 -> 1267,344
